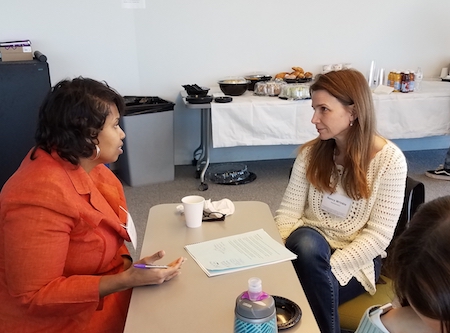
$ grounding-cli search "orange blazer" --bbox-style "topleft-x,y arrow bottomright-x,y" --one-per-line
0,149 -> 132,332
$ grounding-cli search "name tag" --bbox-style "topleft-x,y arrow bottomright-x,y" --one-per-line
120,206 -> 137,250
321,192 -> 352,218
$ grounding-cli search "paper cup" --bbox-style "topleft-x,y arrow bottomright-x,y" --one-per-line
343,63 -> 352,69
332,63 -> 343,71
440,67 -> 448,79
322,64 -> 332,73
182,195 -> 205,228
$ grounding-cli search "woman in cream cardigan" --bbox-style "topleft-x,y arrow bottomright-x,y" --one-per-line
275,69 -> 407,333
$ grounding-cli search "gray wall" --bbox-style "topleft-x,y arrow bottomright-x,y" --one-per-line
2,0 -> 450,164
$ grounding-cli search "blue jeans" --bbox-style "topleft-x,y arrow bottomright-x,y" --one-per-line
285,227 -> 381,333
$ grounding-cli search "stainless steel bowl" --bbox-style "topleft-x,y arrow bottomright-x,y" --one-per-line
244,73 -> 273,91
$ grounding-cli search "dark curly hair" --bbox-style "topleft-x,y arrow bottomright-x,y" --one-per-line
388,195 -> 450,333
31,77 -> 125,165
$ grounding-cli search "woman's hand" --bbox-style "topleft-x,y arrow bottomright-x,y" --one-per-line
129,250 -> 186,285
99,250 -> 186,297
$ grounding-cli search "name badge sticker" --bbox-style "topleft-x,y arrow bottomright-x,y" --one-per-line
120,206 -> 137,250
321,192 -> 353,218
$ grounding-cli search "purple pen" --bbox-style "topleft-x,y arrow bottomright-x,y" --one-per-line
133,264 -> 169,269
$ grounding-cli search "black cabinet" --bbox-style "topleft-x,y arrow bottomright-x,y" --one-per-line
0,59 -> 51,188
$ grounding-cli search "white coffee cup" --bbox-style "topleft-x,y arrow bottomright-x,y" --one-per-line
182,195 -> 205,228
440,67 -> 448,79
343,63 -> 352,69
322,64 -> 332,73
332,63 -> 343,71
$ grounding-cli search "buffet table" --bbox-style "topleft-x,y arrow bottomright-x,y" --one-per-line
182,80 -> 450,190
210,80 -> 450,148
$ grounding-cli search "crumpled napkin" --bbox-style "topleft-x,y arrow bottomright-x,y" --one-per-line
176,198 -> 235,218
204,198 -> 235,217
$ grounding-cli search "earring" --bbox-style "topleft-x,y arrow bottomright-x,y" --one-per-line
90,145 -> 101,160
350,120 -> 354,127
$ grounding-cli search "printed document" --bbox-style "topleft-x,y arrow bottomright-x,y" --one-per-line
184,229 -> 297,277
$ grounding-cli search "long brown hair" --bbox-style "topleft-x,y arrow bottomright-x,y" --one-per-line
301,69 -> 377,200
387,196 -> 450,333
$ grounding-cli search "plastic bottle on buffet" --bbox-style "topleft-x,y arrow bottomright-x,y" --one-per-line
401,71 -> 410,93
389,70 -> 396,88
409,70 -> 415,92
393,71 -> 402,92
387,70 -> 393,87
415,67 -> 423,91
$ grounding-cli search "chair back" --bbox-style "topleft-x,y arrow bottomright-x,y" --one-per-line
389,176 -> 425,248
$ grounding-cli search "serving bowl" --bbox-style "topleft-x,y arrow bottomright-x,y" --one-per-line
244,73 -> 272,91
218,77 -> 249,96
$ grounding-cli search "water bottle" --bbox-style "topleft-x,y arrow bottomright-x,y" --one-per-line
234,277 -> 278,333
415,67 -> 423,91
409,70 -> 415,92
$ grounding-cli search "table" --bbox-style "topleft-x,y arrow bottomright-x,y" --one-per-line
182,81 -> 450,190
124,201 -> 320,333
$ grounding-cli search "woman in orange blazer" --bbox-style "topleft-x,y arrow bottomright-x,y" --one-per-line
0,77 -> 185,333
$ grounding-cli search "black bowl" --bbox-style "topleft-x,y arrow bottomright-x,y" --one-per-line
218,83 -> 248,96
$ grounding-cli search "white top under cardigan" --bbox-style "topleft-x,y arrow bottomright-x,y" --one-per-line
274,140 -> 407,294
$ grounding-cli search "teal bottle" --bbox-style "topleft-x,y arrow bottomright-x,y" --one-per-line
234,277 -> 278,333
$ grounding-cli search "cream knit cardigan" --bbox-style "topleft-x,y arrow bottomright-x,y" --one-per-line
274,140 -> 407,294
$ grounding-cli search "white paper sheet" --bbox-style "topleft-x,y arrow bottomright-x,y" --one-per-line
184,229 -> 297,277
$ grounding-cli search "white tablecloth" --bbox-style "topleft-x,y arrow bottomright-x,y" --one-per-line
211,81 -> 450,148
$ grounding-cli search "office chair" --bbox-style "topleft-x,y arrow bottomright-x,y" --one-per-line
338,176 -> 425,331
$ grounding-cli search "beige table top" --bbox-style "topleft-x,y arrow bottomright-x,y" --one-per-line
124,201 -> 320,333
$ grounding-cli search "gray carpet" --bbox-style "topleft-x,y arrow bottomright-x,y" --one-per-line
122,149 -> 450,259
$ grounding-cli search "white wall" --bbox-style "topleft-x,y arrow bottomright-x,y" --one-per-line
2,0 -> 450,165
